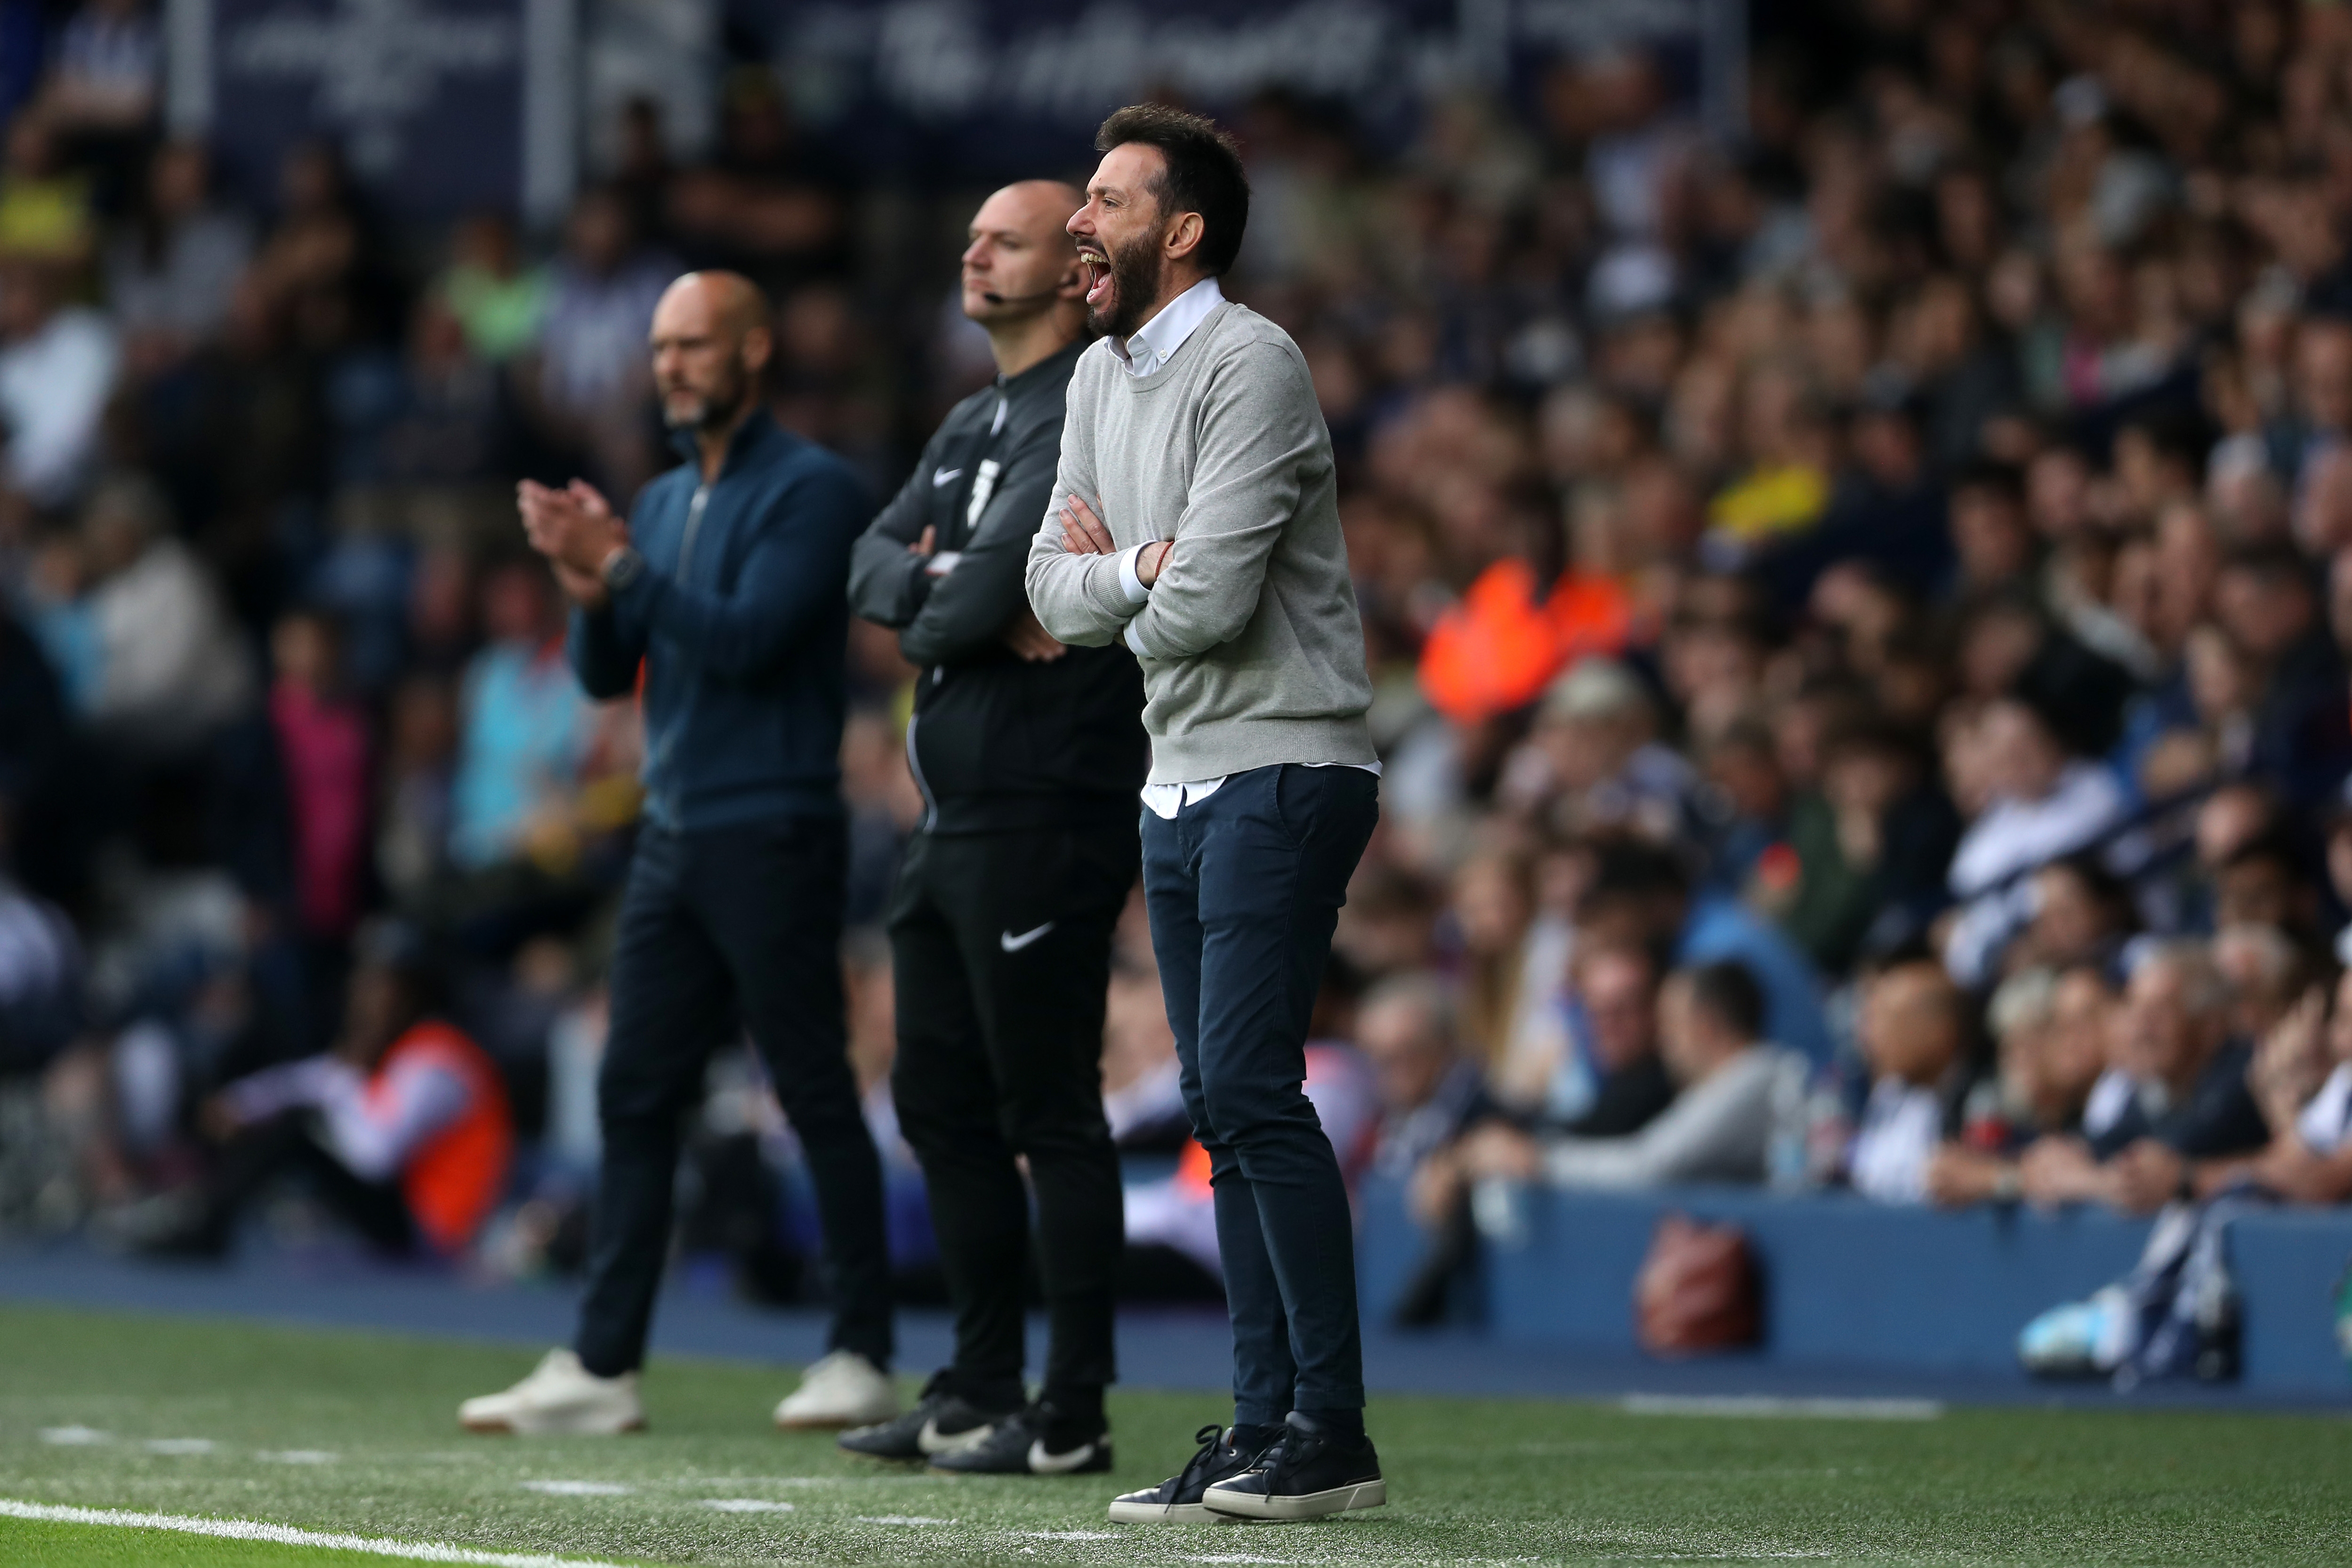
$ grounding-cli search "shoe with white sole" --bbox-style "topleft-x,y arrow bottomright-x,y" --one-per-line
1201,1410 -> 1385,1521
838,1371 -> 1014,1461
459,1349 -> 643,1435
1108,1423 -> 1270,1522
926,1400 -> 1110,1475
774,1349 -> 897,1430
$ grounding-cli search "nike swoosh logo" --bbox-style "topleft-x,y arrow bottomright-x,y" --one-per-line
917,1417 -> 991,1455
999,923 -> 1054,953
931,467 -> 963,487
1027,1438 -> 1099,1473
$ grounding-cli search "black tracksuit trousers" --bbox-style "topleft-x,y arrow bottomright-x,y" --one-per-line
886,823 -> 1137,1411
575,818 -> 893,1377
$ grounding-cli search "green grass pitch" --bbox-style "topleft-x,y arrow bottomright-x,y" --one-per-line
2,1302 -> 2349,1566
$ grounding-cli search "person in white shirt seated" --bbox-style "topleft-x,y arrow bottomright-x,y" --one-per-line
1451,960 -> 1802,1192
1941,695 -> 2126,988
1848,959 -> 1981,1204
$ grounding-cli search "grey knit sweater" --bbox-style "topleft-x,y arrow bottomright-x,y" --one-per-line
1022,299 -> 1375,785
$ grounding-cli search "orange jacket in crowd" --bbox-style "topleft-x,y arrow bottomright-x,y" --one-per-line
1418,558 -> 1637,724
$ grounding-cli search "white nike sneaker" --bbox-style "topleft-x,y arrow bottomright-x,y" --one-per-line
774,1350 -> 898,1430
459,1349 -> 644,1435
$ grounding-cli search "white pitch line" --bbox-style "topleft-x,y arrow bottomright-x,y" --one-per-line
0,1497 -> 630,1567
1619,1394 -> 1944,1421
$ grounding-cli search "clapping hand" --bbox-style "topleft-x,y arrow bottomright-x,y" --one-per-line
518,479 -> 630,606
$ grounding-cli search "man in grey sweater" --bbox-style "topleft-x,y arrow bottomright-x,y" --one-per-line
1024,105 -> 1385,1526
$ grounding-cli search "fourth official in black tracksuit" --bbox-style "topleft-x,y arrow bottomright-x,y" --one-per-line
847,337 -> 1146,1459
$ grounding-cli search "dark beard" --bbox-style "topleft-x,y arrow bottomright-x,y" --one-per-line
1085,229 -> 1162,341
662,360 -> 752,433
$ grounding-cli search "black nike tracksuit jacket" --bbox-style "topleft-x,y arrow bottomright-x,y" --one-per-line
846,336 -> 1143,1418
848,337 -> 1146,833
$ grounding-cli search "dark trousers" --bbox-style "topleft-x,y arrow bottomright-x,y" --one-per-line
888,823 -> 1136,1407
198,1111 -> 414,1254
575,818 -> 892,1376
1140,764 -> 1378,1425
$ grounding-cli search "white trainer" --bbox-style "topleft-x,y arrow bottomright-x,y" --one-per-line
773,1350 -> 897,1430
459,1349 -> 644,1435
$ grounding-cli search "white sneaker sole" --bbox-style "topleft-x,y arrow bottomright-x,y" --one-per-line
775,1407 -> 895,1431
1107,1498 -> 1218,1524
459,1412 -> 645,1436
1202,1477 -> 1386,1520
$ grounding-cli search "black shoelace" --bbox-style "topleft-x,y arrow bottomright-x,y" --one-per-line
1175,1423 -> 1230,1492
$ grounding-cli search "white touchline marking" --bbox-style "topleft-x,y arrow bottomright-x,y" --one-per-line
699,1498 -> 796,1513
1619,1394 -> 1944,1421
855,1514 -> 954,1525
145,1438 -> 217,1455
0,1497 -> 628,1566
1179,1556 -> 1292,1565
37,1427 -> 108,1445
518,1480 -> 632,1496
258,1450 -> 338,1464
1021,1531 -> 1120,1540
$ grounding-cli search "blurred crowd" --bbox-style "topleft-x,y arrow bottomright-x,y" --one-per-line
8,0 -> 2352,1325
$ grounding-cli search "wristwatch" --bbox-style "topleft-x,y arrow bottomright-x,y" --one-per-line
600,546 -> 646,593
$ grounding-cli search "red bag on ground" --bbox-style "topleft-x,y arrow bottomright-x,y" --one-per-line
1635,1213 -> 1761,1357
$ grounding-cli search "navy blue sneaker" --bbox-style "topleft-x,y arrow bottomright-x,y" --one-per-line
1201,1411 -> 1385,1521
1108,1424 -> 1271,1523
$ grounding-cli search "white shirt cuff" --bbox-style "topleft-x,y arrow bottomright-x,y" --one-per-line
1123,617 -> 1150,655
1116,543 -> 1153,605
922,550 -> 963,579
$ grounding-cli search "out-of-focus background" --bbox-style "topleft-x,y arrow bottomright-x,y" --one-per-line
7,0 -> 2352,1397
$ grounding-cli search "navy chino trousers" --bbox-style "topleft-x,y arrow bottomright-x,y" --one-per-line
1139,763 -> 1378,1424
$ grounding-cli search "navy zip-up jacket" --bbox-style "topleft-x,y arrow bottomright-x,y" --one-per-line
568,411 -> 867,832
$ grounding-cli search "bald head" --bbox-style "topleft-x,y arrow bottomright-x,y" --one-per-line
657,270 -> 770,341
961,180 -> 1087,367
650,270 -> 773,438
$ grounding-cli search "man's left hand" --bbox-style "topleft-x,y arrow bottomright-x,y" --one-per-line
520,478 -> 630,578
1058,494 -> 1114,555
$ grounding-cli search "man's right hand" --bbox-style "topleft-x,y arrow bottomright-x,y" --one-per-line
1002,605 -> 1066,663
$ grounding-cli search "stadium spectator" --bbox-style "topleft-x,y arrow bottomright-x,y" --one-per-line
1452,960 -> 1801,1191
2020,941 -> 2268,1214
1942,696 -> 2128,986
0,257 -> 115,508
1928,965 -> 2111,1207
1848,960 -> 1980,1204
267,608 -> 371,945
104,140 -> 250,373
1361,974 -> 1492,1184
1576,838 -> 1834,1065
122,919 -> 509,1258
446,560 -> 588,875
1486,938 -> 1676,1136
78,475 -> 250,755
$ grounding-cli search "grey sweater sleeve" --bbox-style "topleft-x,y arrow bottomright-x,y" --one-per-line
1120,339 -> 1317,661
1539,1049 -> 1782,1190
1023,374 -> 1135,647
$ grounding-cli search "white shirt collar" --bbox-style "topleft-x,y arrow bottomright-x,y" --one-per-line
1109,275 -> 1225,379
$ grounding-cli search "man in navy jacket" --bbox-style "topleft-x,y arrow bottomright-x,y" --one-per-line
458,270 -> 898,1437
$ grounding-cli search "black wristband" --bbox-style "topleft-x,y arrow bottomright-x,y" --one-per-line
601,546 -> 646,593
